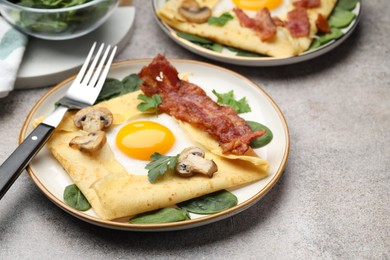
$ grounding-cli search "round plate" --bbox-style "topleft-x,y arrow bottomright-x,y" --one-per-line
20,58 -> 290,231
15,6 -> 136,89
152,0 -> 361,66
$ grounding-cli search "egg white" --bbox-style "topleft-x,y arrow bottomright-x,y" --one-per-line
214,0 -> 291,17
106,113 -> 197,176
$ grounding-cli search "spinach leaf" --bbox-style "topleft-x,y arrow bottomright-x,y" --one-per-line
63,184 -> 91,211
208,12 -> 234,26
95,74 -> 142,104
122,73 -> 142,94
336,0 -> 360,10
246,120 -> 273,148
177,32 -> 214,44
226,46 -> 265,57
178,190 -> 238,214
328,7 -> 356,28
129,208 -> 190,224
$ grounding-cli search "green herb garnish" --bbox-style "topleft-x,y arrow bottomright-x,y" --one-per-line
212,89 -> 251,114
63,184 -> 91,211
137,94 -> 162,113
208,12 -> 234,26
146,153 -> 179,183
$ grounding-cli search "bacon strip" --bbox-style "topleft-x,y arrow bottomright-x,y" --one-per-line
233,7 -> 276,41
138,55 -> 265,155
293,0 -> 321,8
316,13 -> 331,33
285,7 -> 310,37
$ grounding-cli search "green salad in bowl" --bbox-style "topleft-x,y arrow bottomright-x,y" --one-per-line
0,0 -> 119,40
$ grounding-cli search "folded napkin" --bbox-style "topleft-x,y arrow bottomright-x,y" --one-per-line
0,16 -> 28,98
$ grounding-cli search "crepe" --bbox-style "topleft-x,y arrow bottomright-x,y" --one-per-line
47,90 -> 269,220
157,0 -> 337,57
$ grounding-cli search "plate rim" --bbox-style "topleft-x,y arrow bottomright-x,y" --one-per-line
20,58 -> 290,231
152,0 -> 362,66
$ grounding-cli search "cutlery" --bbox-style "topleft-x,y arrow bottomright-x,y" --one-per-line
0,42 -> 117,199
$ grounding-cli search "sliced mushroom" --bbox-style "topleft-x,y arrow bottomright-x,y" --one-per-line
73,106 -> 113,133
69,131 -> 106,153
178,0 -> 212,24
176,147 -> 218,178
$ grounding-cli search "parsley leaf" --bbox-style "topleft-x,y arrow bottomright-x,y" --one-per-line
208,12 -> 234,26
146,153 -> 179,183
212,90 -> 251,114
137,94 -> 162,113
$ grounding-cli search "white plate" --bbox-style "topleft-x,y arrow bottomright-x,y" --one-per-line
14,6 -> 136,89
152,0 -> 361,66
20,58 -> 290,231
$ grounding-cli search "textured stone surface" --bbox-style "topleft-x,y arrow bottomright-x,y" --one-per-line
0,1 -> 389,259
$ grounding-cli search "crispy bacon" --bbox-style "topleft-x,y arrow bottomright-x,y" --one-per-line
233,7 -> 276,41
272,17 -> 285,27
285,7 -> 310,37
138,55 -> 265,155
293,0 -> 321,8
316,13 -> 331,33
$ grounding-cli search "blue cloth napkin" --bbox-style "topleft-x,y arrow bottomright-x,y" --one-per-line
0,16 -> 28,98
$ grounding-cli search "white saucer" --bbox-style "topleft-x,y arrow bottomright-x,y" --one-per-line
15,6 -> 136,89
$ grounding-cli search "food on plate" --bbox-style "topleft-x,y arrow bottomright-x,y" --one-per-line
46,55 -> 270,221
68,107 -> 114,153
156,0 -> 340,57
139,55 -> 265,155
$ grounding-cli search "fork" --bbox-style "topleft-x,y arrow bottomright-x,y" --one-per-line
0,42 -> 117,199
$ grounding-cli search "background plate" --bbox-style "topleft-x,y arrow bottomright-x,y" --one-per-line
20,58 -> 289,231
152,0 -> 361,66
15,6 -> 135,89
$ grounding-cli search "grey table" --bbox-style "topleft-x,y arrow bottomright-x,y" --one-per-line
0,1 -> 389,259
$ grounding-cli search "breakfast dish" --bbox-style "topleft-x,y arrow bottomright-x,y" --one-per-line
21,58 -> 289,231
153,0 -> 361,66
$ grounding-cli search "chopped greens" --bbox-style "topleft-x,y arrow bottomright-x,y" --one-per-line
208,12 -> 233,26
328,7 -> 356,28
137,94 -> 162,113
10,0 -> 114,35
63,184 -> 91,211
212,89 -> 251,114
129,208 -> 190,224
145,153 -> 179,183
178,190 -> 238,214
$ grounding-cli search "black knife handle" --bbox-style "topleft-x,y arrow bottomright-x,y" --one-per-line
0,123 -> 55,199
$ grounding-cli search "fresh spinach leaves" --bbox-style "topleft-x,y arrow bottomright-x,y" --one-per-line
246,121 -> 273,148
178,190 -> 238,215
129,208 -> 190,224
63,184 -> 91,211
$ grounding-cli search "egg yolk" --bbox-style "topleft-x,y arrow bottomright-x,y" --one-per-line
232,0 -> 283,11
116,121 -> 175,161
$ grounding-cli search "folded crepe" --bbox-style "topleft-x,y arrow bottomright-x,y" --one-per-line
156,0 -> 337,57
47,90 -> 269,220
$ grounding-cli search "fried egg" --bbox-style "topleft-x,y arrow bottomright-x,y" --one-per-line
232,0 -> 283,11
116,120 -> 175,161
214,0 -> 290,16
107,113 -> 197,175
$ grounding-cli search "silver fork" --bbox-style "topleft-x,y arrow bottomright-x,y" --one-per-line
0,42 -> 117,199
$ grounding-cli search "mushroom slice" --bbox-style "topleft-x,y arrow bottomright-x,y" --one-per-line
178,0 -> 212,24
69,131 -> 107,153
73,107 -> 113,133
176,147 -> 218,178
